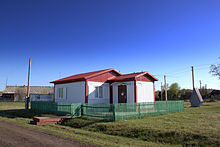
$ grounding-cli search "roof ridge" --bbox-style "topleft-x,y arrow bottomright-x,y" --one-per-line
121,72 -> 144,76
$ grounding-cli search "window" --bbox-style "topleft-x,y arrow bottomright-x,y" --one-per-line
95,86 -> 103,98
95,87 -> 99,98
99,87 -> 103,98
59,88 -> 63,98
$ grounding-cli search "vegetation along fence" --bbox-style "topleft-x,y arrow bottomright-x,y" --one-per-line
31,100 -> 184,121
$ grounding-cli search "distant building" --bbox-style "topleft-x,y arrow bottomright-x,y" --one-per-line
210,90 -> 220,97
2,86 -> 53,101
190,88 -> 203,107
30,94 -> 53,101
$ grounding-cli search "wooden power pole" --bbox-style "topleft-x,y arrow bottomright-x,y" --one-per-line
5,77 -> 8,87
191,66 -> 195,90
25,58 -> 31,109
161,82 -> 163,101
164,75 -> 168,101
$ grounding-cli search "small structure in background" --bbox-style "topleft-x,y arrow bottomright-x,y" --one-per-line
190,88 -> 203,107
30,93 -> 53,101
1,86 -> 53,101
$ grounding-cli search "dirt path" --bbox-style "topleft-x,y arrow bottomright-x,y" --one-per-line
0,120 -> 98,147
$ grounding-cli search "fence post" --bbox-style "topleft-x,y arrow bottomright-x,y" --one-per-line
112,104 -> 116,121
81,103 -> 84,116
70,104 -> 73,117
138,103 -> 141,118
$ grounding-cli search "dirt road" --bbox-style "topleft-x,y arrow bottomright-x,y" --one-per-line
0,120 -> 97,147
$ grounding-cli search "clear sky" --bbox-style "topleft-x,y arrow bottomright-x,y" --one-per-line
0,0 -> 220,91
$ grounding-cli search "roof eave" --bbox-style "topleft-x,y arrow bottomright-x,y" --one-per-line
50,78 -> 86,84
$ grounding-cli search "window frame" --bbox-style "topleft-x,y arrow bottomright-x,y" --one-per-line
95,86 -> 104,99
58,88 -> 63,99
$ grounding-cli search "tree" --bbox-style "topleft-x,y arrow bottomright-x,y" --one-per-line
209,57 -> 220,79
200,86 -> 208,98
168,83 -> 181,99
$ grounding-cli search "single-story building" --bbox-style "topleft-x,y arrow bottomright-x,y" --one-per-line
2,86 -> 54,101
51,68 -> 158,104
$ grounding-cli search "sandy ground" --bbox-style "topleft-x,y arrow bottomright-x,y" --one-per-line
0,120 -> 98,147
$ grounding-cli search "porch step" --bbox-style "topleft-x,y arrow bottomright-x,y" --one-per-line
30,116 -> 71,125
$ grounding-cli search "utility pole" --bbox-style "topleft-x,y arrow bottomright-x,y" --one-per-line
191,66 -> 195,90
161,82 -> 163,101
164,75 -> 168,101
25,58 -> 31,109
199,80 -> 202,89
5,77 -> 8,87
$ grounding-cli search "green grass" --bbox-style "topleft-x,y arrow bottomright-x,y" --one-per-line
63,102 -> 220,146
0,101 -> 219,146
0,102 -> 168,147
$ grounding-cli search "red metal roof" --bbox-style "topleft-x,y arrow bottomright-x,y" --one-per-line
110,72 -> 158,81
50,68 -> 121,84
51,69 -> 158,84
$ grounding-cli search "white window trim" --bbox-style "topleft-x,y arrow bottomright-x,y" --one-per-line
95,86 -> 104,99
58,88 -> 63,99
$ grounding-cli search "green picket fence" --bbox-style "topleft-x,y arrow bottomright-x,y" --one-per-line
81,104 -> 114,120
31,100 -> 184,121
31,101 -> 81,117
82,101 -> 184,121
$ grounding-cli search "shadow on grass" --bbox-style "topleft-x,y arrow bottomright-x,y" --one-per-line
62,117 -> 111,128
0,109 -> 63,119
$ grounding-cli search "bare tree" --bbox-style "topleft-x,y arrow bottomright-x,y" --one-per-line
209,57 -> 220,79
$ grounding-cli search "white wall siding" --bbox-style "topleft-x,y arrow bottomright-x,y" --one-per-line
112,81 -> 134,104
136,81 -> 154,103
55,81 -> 85,103
88,81 -> 110,104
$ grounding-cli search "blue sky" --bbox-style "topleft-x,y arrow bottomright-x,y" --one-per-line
0,0 -> 220,91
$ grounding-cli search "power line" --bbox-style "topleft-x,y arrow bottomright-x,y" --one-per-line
165,67 -> 189,75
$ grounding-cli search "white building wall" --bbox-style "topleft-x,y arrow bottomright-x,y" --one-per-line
55,81 -> 85,103
136,81 -> 154,103
88,81 -> 110,104
112,81 -> 134,104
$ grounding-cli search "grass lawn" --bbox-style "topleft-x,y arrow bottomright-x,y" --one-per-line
63,101 -> 220,146
0,101 -> 219,146
0,102 -> 168,147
